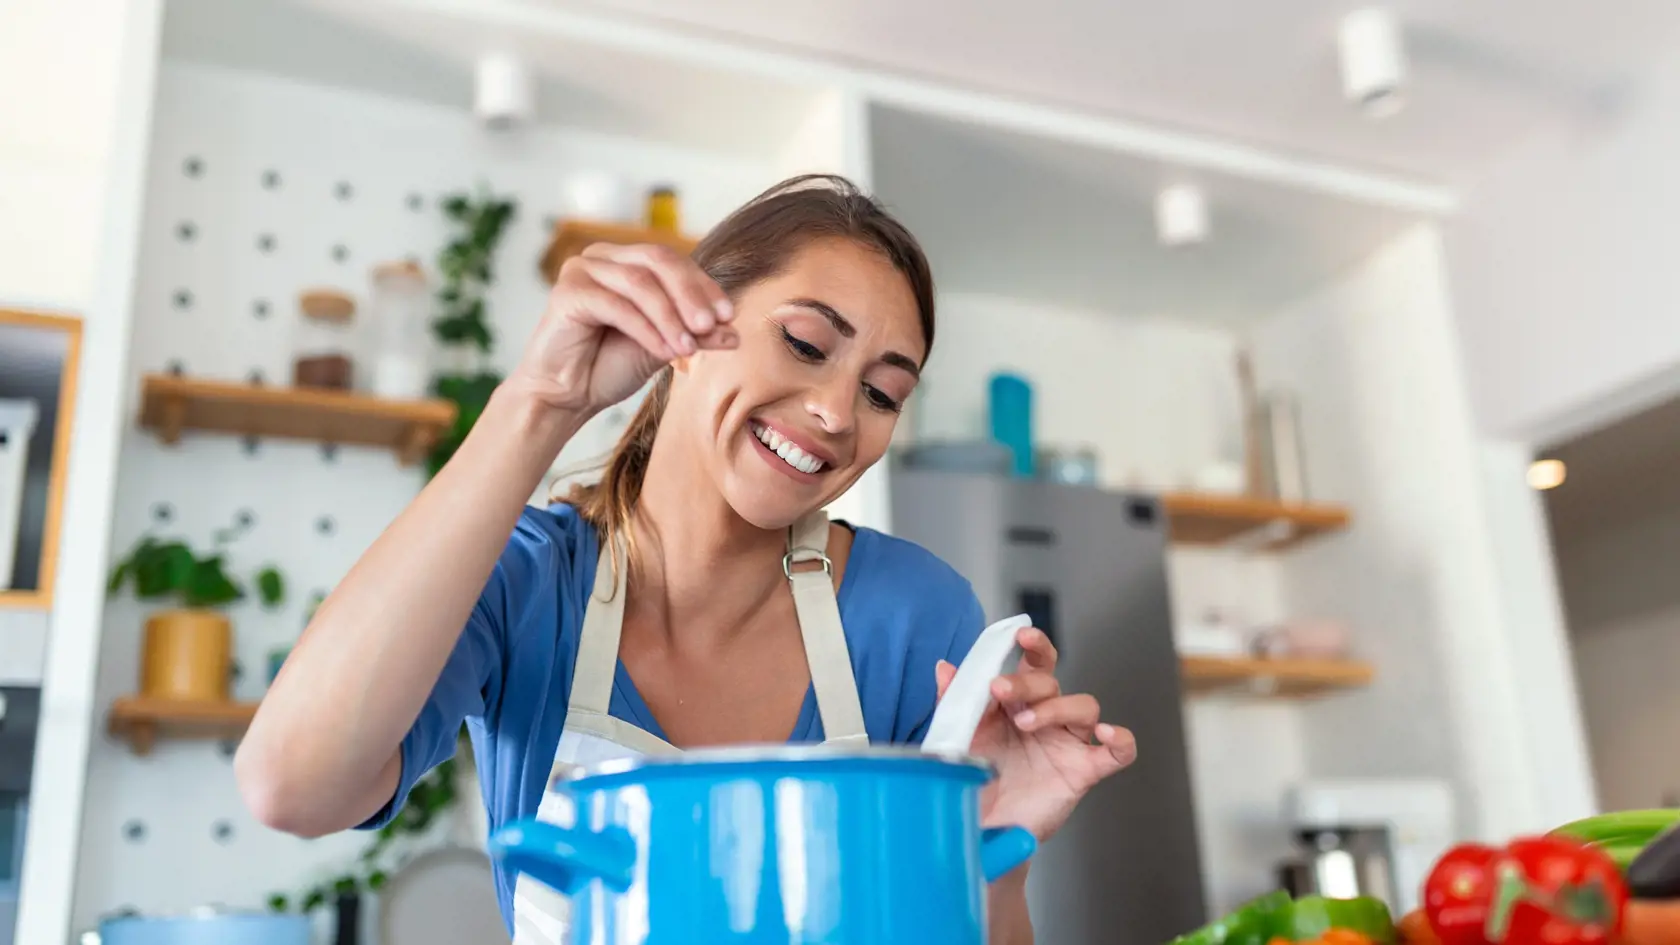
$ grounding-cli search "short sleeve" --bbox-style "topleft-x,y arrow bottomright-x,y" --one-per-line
902,587 -> 988,744
355,509 -> 563,830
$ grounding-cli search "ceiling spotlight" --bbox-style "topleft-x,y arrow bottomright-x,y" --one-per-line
1156,184 -> 1209,248
1527,459 -> 1567,491
474,52 -> 535,129
1338,8 -> 1407,119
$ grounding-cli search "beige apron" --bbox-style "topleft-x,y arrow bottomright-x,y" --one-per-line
510,510 -> 869,944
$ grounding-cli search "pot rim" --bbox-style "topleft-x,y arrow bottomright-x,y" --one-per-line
555,743 -> 993,785
99,905 -> 309,925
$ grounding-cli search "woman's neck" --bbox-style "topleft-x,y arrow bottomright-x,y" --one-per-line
627,428 -> 791,646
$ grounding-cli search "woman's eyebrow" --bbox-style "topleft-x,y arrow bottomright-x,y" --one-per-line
785,297 -> 922,377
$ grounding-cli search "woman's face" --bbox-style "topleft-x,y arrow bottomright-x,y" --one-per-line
667,236 -> 926,530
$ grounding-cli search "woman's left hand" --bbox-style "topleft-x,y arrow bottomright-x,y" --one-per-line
935,626 -> 1138,842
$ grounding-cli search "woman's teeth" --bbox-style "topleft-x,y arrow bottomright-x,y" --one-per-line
754,424 -> 826,475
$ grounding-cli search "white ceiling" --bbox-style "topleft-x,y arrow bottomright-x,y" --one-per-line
546,0 -> 1680,188
161,0 -> 1679,323
161,0 -> 827,158
870,104 -> 1419,323
160,0 -> 1437,324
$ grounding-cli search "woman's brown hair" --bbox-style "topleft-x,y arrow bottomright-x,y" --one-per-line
560,173 -> 936,585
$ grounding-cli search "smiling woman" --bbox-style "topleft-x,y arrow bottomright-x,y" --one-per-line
237,174 -> 1136,945
563,176 -> 934,573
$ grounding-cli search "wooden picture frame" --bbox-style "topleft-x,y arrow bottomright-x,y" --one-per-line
0,308 -> 83,610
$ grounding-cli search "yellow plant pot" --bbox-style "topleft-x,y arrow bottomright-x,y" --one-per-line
140,608 -> 232,702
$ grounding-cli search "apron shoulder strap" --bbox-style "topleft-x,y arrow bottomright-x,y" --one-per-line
568,527 -> 626,717
786,509 -> 869,744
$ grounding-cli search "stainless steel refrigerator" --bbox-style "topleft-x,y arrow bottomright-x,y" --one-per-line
889,465 -> 1207,945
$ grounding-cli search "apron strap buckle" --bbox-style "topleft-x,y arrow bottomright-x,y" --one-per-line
782,549 -> 833,580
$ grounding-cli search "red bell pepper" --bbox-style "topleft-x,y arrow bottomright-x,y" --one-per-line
1423,835 -> 1627,945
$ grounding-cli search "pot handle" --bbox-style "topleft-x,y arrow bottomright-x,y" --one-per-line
489,819 -> 638,894
981,826 -> 1037,882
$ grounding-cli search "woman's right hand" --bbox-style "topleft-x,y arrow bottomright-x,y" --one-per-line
513,242 -> 739,415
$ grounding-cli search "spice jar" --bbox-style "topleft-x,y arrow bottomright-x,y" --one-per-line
645,184 -> 680,234
368,260 -> 431,400
293,288 -> 357,390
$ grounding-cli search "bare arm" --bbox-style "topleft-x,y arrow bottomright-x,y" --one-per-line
989,870 -> 1034,945
234,243 -> 735,838
235,381 -> 584,836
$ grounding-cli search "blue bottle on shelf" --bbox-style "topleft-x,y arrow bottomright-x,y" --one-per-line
987,372 -> 1035,477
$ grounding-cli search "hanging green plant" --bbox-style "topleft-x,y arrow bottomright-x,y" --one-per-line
269,186 -> 514,914
427,185 -> 518,478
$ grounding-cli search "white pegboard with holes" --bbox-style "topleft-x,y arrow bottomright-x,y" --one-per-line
72,60 -> 776,932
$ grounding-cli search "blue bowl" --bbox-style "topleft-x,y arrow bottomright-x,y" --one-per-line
490,745 -> 1036,945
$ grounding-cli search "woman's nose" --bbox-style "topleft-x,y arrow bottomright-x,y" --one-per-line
805,381 -> 856,435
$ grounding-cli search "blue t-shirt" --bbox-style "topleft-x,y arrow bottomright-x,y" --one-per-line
360,503 -> 987,930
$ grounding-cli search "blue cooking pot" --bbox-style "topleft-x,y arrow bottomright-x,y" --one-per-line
489,745 -> 1037,944
89,908 -> 311,945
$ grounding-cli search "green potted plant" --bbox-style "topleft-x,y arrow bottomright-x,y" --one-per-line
107,517 -> 285,703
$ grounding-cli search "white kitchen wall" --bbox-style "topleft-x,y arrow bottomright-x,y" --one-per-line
918,293 -> 1247,492
1445,51 -> 1680,445
0,2 -> 147,310
1557,481 -> 1680,811
1252,224 -> 1594,842
71,60 -> 780,931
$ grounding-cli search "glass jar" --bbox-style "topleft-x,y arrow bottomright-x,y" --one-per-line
645,184 -> 680,234
368,260 -> 432,400
293,289 -> 357,390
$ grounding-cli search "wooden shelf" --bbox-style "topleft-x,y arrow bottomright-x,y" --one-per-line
1161,492 -> 1351,551
539,219 -> 700,284
107,696 -> 261,756
137,374 -> 456,466
1179,655 -> 1374,698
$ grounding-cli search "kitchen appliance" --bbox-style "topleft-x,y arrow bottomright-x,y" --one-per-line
1277,824 -> 1398,905
1282,778 -> 1457,916
489,745 -> 1037,944
889,464 -> 1207,945
83,908 -> 311,945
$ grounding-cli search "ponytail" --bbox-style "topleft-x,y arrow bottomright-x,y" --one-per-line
559,367 -> 672,597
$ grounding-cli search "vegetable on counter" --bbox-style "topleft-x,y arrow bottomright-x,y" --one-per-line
1621,899 -> 1680,945
1286,896 -> 1397,943
1422,835 -> 1626,945
1628,823 -> 1680,902
1553,810 -> 1680,877
1169,891 -> 1395,945
1396,908 -> 1441,945
1406,807 -> 1680,945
